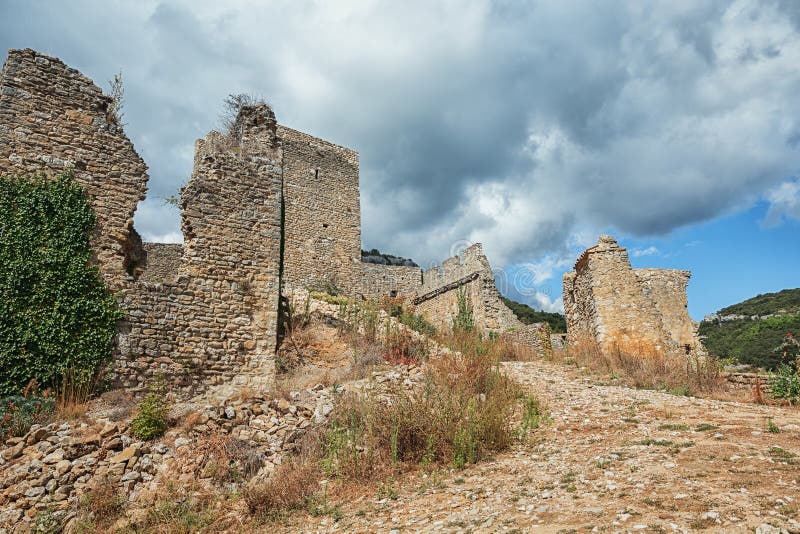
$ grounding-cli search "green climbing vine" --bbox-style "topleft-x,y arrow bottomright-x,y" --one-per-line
0,173 -> 122,395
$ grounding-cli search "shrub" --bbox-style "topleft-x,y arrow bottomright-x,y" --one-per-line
243,461 -> 321,517
380,295 -> 405,318
131,377 -> 170,440
768,364 -> 800,404
0,174 -> 123,396
321,343 -> 519,476
452,287 -> 475,333
0,381 -> 54,439
519,394 -> 549,437
398,310 -> 436,337
559,338 -> 724,395
383,326 -> 430,366
80,477 -> 125,524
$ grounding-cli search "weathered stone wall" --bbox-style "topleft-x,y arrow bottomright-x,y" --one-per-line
359,263 -> 422,299
113,104 -> 282,394
504,323 -> 553,358
279,125 -> 361,296
139,243 -> 182,284
0,48 -> 149,289
563,235 -> 702,356
635,269 -> 697,350
415,244 -> 521,334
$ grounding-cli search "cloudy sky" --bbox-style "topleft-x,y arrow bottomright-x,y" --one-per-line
2,0 -> 799,318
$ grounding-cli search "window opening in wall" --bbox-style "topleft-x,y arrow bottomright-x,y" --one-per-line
322,223 -> 329,228
389,290 -> 398,297
314,168 -> 319,179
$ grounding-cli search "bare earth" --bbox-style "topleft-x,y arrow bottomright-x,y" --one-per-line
285,360 -> 800,533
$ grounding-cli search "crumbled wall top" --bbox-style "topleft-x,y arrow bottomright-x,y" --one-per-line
0,48 -> 149,288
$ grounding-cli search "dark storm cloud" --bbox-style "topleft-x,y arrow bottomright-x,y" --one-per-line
2,0 -> 799,285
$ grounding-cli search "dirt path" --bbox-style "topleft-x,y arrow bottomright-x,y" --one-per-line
283,360 -> 800,533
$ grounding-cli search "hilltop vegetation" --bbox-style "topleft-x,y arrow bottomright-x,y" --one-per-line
717,288 -> 800,317
501,297 -> 566,333
699,288 -> 800,370
361,248 -> 419,267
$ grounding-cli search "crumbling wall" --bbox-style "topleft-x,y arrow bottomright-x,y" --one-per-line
279,125 -> 361,296
139,243 -> 182,284
563,235 -> 702,356
0,48 -> 149,289
504,323 -> 553,358
635,269 -> 697,350
114,104 -> 282,394
359,263 -> 422,299
414,244 -> 521,334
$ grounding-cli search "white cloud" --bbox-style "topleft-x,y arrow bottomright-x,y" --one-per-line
764,178 -> 800,225
631,246 -> 660,257
2,0 -> 799,293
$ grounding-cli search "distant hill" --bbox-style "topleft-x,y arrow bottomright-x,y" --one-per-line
500,297 -> 566,333
699,288 -> 800,370
361,248 -> 419,267
716,288 -> 800,317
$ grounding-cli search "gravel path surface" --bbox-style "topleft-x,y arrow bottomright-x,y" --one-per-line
284,360 -> 800,533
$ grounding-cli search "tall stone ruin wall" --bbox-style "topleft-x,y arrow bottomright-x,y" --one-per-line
414,244 -> 521,334
0,47 -> 283,396
635,268 -> 697,349
0,48 -> 148,289
114,104 -> 282,394
279,125 -> 362,296
139,243 -> 182,284
0,47 -> 556,396
359,263 -> 422,300
563,235 -> 702,356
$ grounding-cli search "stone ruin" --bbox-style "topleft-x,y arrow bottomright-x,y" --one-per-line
562,235 -> 704,357
0,48 -> 552,396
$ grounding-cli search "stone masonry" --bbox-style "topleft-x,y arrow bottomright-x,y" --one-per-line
563,235 -> 703,356
0,48 -> 148,289
279,125 -> 362,296
415,243 -> 521,334
115,103 -> 283,393
0,48 -> 556,396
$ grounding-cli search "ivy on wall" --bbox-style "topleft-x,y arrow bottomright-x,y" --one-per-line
0,174 -> 122,395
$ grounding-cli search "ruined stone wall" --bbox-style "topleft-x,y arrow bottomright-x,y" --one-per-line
415,244 -> 521,334
279,125 -> 361,296
359,263 -> 422,299
563,235 -> 702,356
113,105 -> 282,394
504,323 -> 553,358
139,243 -> 182,284
0,49 -> 149,289
635,269 -> 697,350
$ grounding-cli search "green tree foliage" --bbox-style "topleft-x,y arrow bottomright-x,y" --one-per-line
717,288 -> 800,316
699,314 -> 800,370
500,297 -> 566,333
0,174 -> 122,395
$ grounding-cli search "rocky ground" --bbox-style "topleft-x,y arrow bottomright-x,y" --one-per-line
1,313 -> 798,533
284,359 -> 799,533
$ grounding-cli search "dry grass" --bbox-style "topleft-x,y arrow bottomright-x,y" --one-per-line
243,461 -> 322,517
54,368 -> 95,420
182,410 -> 201,430
557,338 -> 726,396
78,476 -> 125,525
319,334 -> 521,478
196,435 -> 264,483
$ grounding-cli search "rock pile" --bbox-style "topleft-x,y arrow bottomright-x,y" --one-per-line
0,363 -> 423,533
